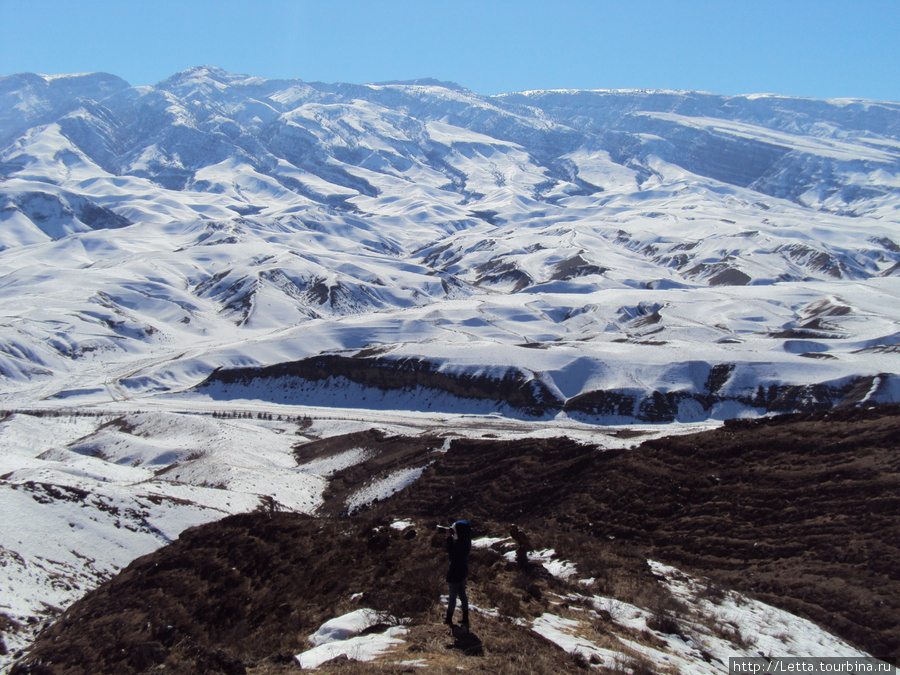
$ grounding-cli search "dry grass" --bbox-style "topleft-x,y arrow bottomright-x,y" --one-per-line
370,405 -> 900,663
15,405 -> 900,672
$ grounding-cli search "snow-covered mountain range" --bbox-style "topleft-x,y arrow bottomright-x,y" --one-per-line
1,65 -> 899,419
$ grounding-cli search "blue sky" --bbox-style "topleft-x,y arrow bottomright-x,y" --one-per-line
1,0 -> 898,100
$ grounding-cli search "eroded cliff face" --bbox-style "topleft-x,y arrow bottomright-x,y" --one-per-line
562,373 -> 892,421
197,352 -> 896,422
199,353 -> 561,418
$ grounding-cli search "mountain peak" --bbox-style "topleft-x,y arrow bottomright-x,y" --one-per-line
0,70 -> 130,96
164,64 -> 234,81
156,65 -> 264,96
370,77 -> 470,92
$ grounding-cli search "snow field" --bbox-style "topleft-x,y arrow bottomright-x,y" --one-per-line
344,463 -> 432,514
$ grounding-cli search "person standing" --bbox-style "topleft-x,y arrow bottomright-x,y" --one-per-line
441,520 -> 472,627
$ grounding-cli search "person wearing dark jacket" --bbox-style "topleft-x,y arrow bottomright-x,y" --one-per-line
442,519 -> 472,626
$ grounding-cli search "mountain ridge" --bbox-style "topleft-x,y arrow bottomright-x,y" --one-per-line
0,66 -> 898,420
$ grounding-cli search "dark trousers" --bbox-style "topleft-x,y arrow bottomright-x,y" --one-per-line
448,580 -> 468,617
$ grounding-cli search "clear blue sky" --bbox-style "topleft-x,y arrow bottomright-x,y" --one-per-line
1,0 -> 898,101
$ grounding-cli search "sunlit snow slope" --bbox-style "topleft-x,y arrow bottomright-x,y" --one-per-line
0,67 -> 898,420
0,409 -> 315,664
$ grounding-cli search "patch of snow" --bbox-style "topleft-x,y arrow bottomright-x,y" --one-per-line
345,464 -> 431,513
503,548 -> 579,579
298,608 -> 408,669
648,560 -> 870,661
297,447 -> 372,477
389,519 -> 414,530
530,613 -> 620,669
472,536 -> 512,549
441,596 -> 501,619
530,561 -> 875,675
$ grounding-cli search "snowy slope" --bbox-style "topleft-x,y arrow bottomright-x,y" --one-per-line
0,66 -> 898,419
0,408 -> 328,667
523,558 -> 873,673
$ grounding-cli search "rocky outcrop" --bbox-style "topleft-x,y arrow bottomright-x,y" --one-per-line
564,373 -> 895,423
198,353 -> 561,417
198,353 -> 896,423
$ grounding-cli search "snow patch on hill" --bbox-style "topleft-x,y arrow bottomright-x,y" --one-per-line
0,409 -> 331,669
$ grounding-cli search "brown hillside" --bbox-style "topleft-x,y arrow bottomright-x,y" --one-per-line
10,512 -> 662,675
370,404 -> 900,663
11,404 -> 900,672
